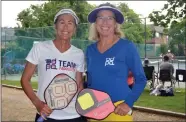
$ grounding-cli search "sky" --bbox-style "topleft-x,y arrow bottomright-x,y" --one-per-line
2,1 -> 167,27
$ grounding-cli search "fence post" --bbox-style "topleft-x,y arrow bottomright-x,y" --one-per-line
42,27 -> 43,41
185,20 -> 186,70
144,17 -> 147,58
4,30 -> 7,80
157,61 -> 160,84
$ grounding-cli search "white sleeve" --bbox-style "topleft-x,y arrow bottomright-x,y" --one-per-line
76,51 -> 85,72
25,43 -> 40,65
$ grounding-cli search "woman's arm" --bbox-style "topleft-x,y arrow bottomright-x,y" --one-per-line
115,41 -> 147,116
76,50 -> 85,92
76,71 -> 84,93
124,42 -> 147,108
21,61 -> 52,118
21,62 -> 40,105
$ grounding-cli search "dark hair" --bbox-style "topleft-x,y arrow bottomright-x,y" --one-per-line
54,18 -> 58,24
144,60 -> 149,64
164,55 -> 169,61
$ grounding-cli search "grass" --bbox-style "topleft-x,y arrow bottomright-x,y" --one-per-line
1,80 -> 38,89
135,89 -> 185,113
1,80 -> 185,113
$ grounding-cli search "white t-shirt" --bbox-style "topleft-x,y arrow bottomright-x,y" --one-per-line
26,40 -> 85,120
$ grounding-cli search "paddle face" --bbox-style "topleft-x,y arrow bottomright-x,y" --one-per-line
76,89 -> 115,120
44,73 -> 78,110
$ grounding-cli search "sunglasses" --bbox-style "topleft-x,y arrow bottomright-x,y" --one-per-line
96,16 -> 115,21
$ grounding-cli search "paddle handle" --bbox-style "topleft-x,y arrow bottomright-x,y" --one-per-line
127,109 -> 133,115
37,114 -> 47,122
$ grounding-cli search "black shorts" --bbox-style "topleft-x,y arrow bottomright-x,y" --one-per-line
35,113 -> 87,122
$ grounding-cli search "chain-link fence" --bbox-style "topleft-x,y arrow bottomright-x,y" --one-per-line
1,18 -> 185,81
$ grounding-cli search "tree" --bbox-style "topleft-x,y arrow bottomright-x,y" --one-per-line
14,1 -> 95,58
149,0 -> 186,56
148,0 -> 186,27
118,3 -> 153,44
16,1 -> 94,28
13,1 -> 154,58
15,1 -> 95,44
168,19 -> 185,56
160,44 -> 168,54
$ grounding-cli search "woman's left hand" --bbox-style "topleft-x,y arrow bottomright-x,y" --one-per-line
114,102 -> 131,116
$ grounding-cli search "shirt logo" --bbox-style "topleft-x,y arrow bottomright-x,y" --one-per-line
45,59 -> 57,70
105,57 -> 115,66
45,58 -> 76,71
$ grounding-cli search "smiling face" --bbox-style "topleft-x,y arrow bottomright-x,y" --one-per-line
55,14 -> 76,41
95,10 -> 116,37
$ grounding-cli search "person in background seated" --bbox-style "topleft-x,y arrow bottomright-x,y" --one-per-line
160,55 -> 175,86
143,58 -> 157,89
143,58 -> 150,67
160,55 -> 174,76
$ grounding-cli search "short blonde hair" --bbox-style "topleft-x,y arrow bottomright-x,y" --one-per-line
88,23 -> 125,41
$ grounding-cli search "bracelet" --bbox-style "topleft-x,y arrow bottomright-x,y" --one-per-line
127,109 -> 133,115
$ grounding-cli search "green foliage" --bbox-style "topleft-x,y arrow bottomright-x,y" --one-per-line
16,2 -> 153,43
148,0 -> 186,27
16,1 -> 94,28
168,40 -> 178,55
168,19 -> 185,45
160,44 -> 168,54
71,39 -> 94,52
149,0 -> 186,56
135,88 -> 185,113
9,1 -> 155,59
118,3 -> 152,43
168,19 -> 185,56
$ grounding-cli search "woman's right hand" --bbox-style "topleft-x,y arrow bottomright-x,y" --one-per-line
33,99 -> 53,119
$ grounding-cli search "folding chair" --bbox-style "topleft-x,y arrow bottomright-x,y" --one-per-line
159,69 -> 175,87
143,66 -> 156,89
175,69 -> 186,88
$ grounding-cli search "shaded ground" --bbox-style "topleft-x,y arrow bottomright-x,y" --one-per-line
2,74 -> 185,88
2,87 -> 185,121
